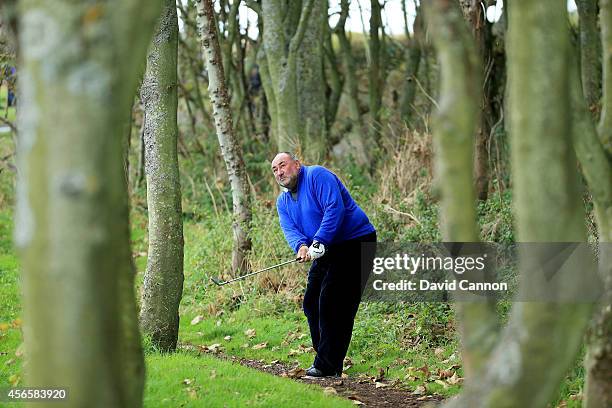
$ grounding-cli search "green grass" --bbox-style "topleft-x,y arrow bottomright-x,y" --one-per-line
144,352 -> 353,407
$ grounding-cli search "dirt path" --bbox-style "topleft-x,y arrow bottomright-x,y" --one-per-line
179,343 -> 443,407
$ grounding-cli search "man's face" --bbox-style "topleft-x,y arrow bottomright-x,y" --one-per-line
271,153 -> 300,190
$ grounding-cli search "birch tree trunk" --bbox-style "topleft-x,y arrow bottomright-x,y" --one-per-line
196,0 -> 252,274
139,0 -> 184,353
425,0 -> 499,379
442,1 -> 595,405
15,0 -> 163,406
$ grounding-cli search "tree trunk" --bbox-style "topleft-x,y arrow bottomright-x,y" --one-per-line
571,48 -> 612,407
459,0 -> 494,201
443,1 -> 595,405
15,0 -> 162,406
576,0 -> 602,118
425,0 -> 499,379
139,0 -> 184,353
260,0 -> 317,155
598,0 -> 612,156
569,9 -> 612,407
368,0 -> 383,139
336,0 -> 362,127
400,4 -> 422,126
196,0 -> 252,274
297,0 -> 327,162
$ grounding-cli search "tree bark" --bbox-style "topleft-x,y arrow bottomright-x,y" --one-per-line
443,1 -> 595,405
196,0 -> 253,274
459,0 -> 494,201
260,0 -> 318,156
297,0 -> 327,162
368,0 -> 383,139
336,0 -> 362,127
576,0 -> 602,118
15,0 -> 163,406
139,0 -> 184,353
598,0 -> 612,156
400,4 -> 422,126
425,0 -> 499,379
571,50 -> 612,408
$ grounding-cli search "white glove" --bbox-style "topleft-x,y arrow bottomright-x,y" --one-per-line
307,241 -> 326,260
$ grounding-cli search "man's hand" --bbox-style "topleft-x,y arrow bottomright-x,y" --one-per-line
297,245 -> 310,263
307,241 -> 326,260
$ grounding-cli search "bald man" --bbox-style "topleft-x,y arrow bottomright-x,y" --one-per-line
271,152 -> 377,377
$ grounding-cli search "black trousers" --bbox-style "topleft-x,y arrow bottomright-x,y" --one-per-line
303,231 -> 377,375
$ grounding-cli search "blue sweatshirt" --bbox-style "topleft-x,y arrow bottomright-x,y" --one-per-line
277,165 -> 375,253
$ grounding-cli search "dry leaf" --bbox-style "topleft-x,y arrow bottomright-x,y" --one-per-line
190,315 -> 203,325
375,382 -> 389,388
434,379 -> 449,389
412,384 -> 427,395
438,369 -> 454,379
252,342 -> 268,350
352,401 -> 364,406
245,328 -> 256,338
210,370 -> 217,379
224,335 -> 232,341
182,378 -> 193,385
286,367 -> 306,378
447,373 -> 463,385
323,387 -> 337,395
434,347 -> 445,356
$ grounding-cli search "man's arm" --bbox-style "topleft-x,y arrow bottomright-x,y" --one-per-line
277,201 -> 309,253
312,169 -> 346,245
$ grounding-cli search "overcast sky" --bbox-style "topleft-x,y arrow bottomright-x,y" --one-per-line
183,0 -> 579,38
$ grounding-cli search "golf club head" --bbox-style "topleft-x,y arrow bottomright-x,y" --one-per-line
210,276 -> 224,286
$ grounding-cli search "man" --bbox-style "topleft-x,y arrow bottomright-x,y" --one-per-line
271,152 -> 377,377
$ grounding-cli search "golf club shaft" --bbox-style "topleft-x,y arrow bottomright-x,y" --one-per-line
215,258 -> 299,285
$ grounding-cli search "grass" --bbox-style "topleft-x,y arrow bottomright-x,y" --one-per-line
144,352 -> 353,407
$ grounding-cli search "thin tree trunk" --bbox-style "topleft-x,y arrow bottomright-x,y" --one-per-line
196,0 -> 252,274
576,0 -> 602,118
15,0 -> 162,406
425,0 -> 499,379
369,0 -> 383,139
139,0 -> 184,353
336,0 -> 362,126
400,4 -> 422,126
598,0 -> 612,156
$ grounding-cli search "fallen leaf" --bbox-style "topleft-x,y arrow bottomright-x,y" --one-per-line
252,342 -> 268,350
182,378 -> 193,385
0,323 -> 9,331
447,372 -> 463,385
245,328 -> 256,338
435,379 -> 449,389
434,347 -> 445,356
412,384 -> 427,395
286,367 -> 306,378
270,360 -> 280,364
9,374 -> 20,386
375,382 -> 389,388
190,315 -> 204,325
224,335 -> 232,341
210,370 -> 216,379
416,364 -> 430,378
332,380 -> 344,386
352,401 -> 364,406
216,320 -> 221,327
187,388 -> 198,399
438,369 -> 454,379
5,358 -> 15,366
323,387 -> 337,395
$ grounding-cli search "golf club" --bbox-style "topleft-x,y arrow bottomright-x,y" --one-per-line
211,258 -> 300,286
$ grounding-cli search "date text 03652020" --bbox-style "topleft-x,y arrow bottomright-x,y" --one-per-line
0,387 -> 68,402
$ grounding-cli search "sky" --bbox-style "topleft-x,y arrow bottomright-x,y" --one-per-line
182,0 -> 580,38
